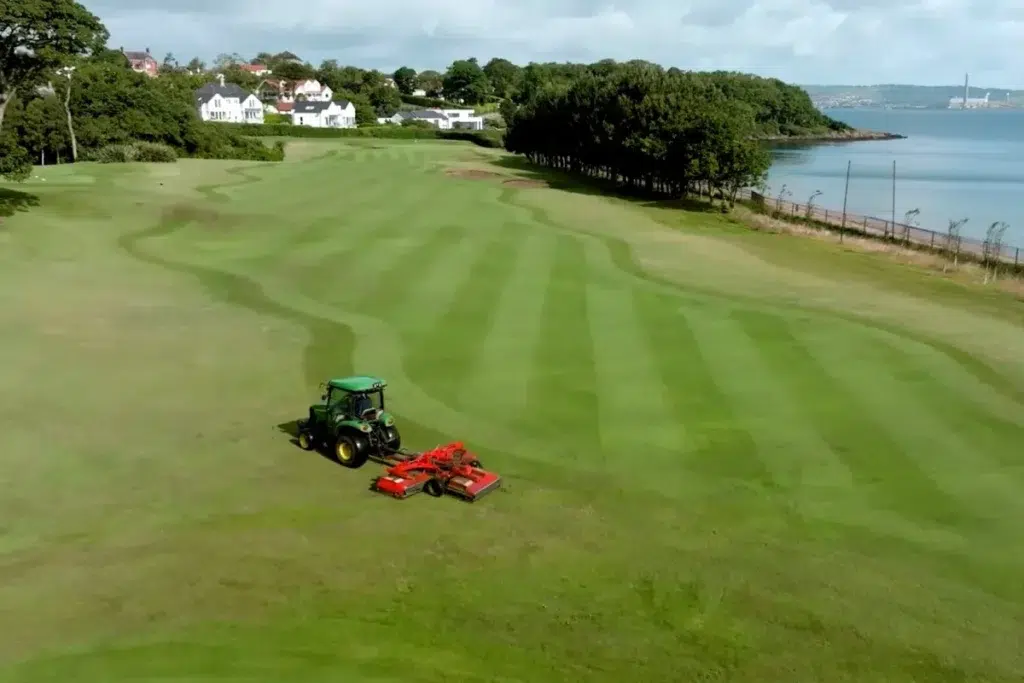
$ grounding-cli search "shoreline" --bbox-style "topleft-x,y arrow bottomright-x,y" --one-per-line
763,128 -> 907,144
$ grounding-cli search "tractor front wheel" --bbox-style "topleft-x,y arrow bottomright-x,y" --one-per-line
384,426 -> 401,451
335,434 -> 369,469
297,430 -> 314,451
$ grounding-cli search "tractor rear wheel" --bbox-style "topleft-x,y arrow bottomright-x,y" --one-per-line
335,434 -> 368,469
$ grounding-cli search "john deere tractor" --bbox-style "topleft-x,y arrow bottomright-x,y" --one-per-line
296,375 -> 402,468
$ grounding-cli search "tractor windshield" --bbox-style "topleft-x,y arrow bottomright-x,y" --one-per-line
352,391 -> 383,416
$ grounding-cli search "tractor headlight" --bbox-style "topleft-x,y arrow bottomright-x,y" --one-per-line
384,416 -> 394,426
359,424 -> 371,432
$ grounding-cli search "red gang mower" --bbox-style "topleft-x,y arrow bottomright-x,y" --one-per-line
372,441 -> 501,502
294,376 -> 501,502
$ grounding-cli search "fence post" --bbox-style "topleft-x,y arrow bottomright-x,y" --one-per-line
824,209 -> 829,222
930,232 -> 935,247
1016,248 -> 1020,266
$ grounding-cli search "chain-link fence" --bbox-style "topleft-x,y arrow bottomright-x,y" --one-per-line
738,189 -> 1021,266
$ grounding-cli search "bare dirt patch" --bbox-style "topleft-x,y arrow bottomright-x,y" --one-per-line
444,168 -> 504,180
503,178 -> 548,189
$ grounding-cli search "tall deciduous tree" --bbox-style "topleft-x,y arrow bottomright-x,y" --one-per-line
0,0 -> 107,136
392,66 -> 416,95
0,0 -> 104,178
442,58 -> 490,104
482,58 -> 520,99
415,70 -> 442,97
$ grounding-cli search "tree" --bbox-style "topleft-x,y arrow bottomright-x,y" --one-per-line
982,221 -> 1009,283
214,53 -> 244,70
56,64 -> 77,160
0,0 -> 108,135
368,85 -> 401,116
273,60 -> 315,81
361,69 -> 385,91
185,57 -> 204,72
944,218 -> 967,272
348,93 -> 378,126
442,58 -> 490,104
392,66 -> 416,95
482,58 -> 520,99
416,70 -> 443,97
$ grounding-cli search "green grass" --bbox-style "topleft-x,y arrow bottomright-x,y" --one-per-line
1,139 -> 1023,682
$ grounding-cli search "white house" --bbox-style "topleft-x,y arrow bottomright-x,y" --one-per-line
292,79 -> 332,102
292,100 -> 356,128
441,108 -> 484,130
195,76 -> 264,124
383,108 -> 484,130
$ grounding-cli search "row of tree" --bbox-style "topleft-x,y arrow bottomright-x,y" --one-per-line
502,62 -> 831,202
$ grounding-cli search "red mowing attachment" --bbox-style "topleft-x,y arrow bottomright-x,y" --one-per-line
372,441 -> 501,502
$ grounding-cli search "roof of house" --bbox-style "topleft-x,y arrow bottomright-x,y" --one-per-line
123,50 -> 156,62
195,82 -> 255,104
403,109 -> 448,120
240,64 -> 267,72
275,101 -> 294,112
293,101 -> 333,113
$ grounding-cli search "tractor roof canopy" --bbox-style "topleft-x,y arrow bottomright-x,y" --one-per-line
327,376 -> 386,393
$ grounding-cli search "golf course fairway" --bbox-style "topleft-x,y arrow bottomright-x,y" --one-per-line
1,139 -> 1022,682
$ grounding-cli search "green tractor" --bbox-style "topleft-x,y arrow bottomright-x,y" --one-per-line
296,375 -> 402,468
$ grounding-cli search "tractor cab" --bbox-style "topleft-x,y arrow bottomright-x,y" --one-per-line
298,375 -> 402,467
323,378 -> 386,421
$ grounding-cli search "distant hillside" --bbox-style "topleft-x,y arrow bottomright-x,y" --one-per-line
801,84 -> 1024,109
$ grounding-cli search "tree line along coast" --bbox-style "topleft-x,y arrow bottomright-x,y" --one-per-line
3,0 -> 899,191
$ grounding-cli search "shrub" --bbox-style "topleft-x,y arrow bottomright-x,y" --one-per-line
188,124 -> 287,161
134,141 -> 179,162
264,113 -> 291,124
88,141 -> 178,163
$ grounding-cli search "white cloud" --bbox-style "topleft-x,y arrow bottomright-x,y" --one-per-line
89,0 -> 1022,86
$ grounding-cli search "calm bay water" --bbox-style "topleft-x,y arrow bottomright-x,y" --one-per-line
765,108 -> 1024,244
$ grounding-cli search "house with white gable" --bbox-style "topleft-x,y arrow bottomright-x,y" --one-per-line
379,108 -> 484,130
290,79 -> 332,102
440,108 -> 484,130
195,76 -> 264,124
292,100 -> 356,128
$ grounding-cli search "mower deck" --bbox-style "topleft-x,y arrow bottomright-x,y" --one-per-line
371,441 -> 501,502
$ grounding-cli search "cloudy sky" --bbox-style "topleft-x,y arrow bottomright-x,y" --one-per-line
89,0 -> 1022,86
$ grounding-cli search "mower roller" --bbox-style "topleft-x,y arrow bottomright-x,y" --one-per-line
294,375 -> 501,502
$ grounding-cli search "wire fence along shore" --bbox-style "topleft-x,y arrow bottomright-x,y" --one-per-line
739,189 -> 1022,266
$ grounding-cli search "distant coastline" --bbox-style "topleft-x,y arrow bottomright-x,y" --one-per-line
763,129 -> 907,144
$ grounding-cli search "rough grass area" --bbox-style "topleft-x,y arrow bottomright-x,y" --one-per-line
1,139 -> 1022,682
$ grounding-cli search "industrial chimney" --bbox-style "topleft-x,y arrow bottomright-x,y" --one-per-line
963,73 -> 969,108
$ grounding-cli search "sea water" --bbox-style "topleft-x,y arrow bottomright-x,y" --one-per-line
765,108 -> 1024,245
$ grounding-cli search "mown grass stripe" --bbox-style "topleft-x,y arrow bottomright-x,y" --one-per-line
684,306 -> 849,496
376,229 -> 492,327
733,309 -> 977,531
634,294 -> 772,488
587,280 -> 684,458
863,333 -> 1024,472
797,321 -> 1021,528
522,235 -> 601,460
461,228 -> 557,424
404,223 -> 525,410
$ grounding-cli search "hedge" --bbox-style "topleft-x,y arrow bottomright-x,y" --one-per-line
400,94 -> 449,108
217,123 -> 504,148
